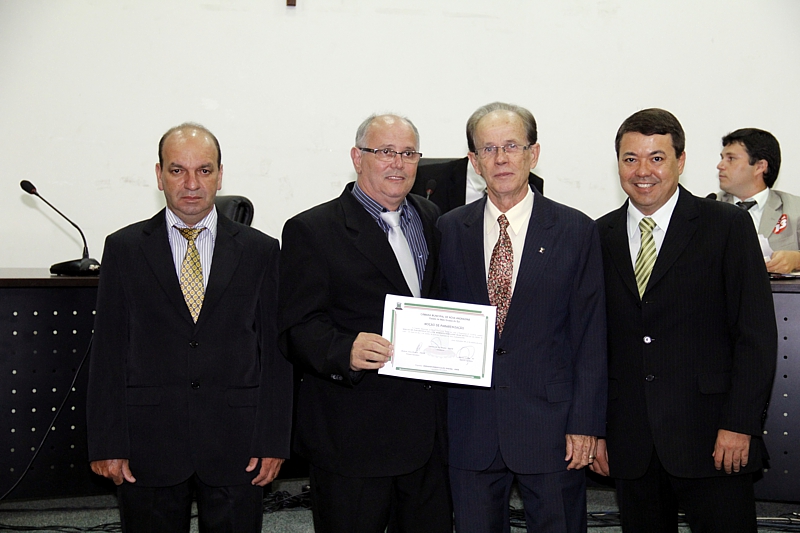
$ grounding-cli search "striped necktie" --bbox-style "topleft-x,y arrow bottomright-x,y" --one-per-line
488,214 -> 513,336
634,217 -> 657,298
177,227 -> 206,322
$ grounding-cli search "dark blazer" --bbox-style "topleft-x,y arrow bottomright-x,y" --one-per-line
597,186 -> 777,480
438,187 -> 607,474
412,157 -> 545,214
278,183 -> 447,478
86,210 -> 293,487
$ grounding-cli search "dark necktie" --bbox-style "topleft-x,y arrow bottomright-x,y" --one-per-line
736,200 -> 757,211
488,214 -> 513,336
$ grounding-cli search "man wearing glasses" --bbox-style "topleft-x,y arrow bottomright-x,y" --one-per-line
438,102 -> 607,533
278,114 -> 451,532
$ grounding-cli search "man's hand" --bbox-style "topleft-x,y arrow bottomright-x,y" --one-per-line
565,434 -> 598,470
90,459 -> 136,485
247,457 -> 284,486
713,429 -> 751,474
350,332 -> 392,371
589,438 -> 610,476
766,250 -> 800,274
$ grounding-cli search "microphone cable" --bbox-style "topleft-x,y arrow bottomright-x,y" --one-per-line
0,337 -> 93,501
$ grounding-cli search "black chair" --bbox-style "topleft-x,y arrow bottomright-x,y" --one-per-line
214,195 -> 254,226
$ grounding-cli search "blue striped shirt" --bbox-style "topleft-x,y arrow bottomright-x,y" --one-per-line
166,207 -> 217,290
351,182 -> 428,291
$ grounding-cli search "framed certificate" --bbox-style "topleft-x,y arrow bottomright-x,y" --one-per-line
379,294 -> 496,387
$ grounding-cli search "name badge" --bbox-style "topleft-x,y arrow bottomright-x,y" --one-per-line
773,214 -> 788,235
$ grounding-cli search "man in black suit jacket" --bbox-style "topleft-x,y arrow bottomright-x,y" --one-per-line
592,109 -> 777,533
86,124 -> 293,533
278,114 -> 451,533
438,102 -> 607,533
411,154 -> 543,214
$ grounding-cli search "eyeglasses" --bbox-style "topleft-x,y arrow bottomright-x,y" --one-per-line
359,147 -> 422,163
474,143 -> 532,160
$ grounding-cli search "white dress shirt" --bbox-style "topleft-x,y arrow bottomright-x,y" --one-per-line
733,186 -> 770,235
626,188 -> 679,267
483,186 -> 534,295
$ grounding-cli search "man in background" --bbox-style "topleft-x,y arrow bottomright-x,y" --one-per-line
438,102 -> 606,533
594,109 -> 776,532
278,114 -> 451,533
715,127 -> 800,273
87,123 -> 293,533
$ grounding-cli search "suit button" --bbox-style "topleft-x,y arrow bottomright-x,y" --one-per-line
423,384 -> 432,390
645,375 -> 655,382
330,374 -> 343,381
495,348 -> 506,356
189,340 -> 199,348
643,336 -> 652,344
191,381 -> 200,389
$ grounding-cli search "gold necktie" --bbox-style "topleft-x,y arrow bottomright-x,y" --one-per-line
177,227 -> 205,322
634,217 -> 657,298
487,214 -> 513,336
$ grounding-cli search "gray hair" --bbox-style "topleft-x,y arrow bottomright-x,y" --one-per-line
466,102 -> 538,153
355,114 -> 420,149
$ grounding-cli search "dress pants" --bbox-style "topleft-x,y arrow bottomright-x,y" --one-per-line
308,444 -> 452,533
616,447 -> 757,533
117,473 -> 264,533
450,449 -> 587,533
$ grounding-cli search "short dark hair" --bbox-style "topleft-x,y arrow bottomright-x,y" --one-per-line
722,128 -> 781,188
466,102 -> 537,153
615,108 -> 685,158
158,122 -> 221,168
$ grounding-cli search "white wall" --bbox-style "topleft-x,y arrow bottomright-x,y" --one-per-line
2,0 -> 798,267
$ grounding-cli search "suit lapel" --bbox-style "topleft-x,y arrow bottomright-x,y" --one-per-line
759,189 -> 782,236
646,187 -> 698,292
340,188 -> 411,296
604,203 -> 640,299
502,191 -> 556,331
140,210 -> 194,324
458,197 -> 491,305
198,216 -> 243,327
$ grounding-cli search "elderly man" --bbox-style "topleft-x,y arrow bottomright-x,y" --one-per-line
594,109 -> 777,532
278,114 -> 451,533
714,127 -> 800,273
438,102 -> 607,533
86,123 -> 293,533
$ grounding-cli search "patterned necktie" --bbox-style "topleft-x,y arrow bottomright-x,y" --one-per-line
379,211 -> 421,298
634,217 -> 657,298
177,227 -> 206,322
736,200 -> 757,211
487,214 -> 513,336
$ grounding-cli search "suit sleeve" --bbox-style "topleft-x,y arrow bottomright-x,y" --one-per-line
721,210 -> 777,435
251,239 -> 293,458
85,235 -> 130,462
566,221 -> 608,437
278,215 -> 359,385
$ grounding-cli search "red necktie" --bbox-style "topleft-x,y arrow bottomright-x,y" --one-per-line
488,214 -> 513,336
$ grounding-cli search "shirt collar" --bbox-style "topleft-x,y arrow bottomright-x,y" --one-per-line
626,186 -> 679,237
166,206 -> 218,239
735,186 -> 770,207
352,181 -> 410,217
485,185 -> 534,235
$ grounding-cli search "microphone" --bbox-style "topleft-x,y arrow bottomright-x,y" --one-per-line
20,180 -> 100,276
425,179 -> 437,200
705,192 -> 718,200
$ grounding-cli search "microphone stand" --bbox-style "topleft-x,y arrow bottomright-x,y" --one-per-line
20,180 -> 100,276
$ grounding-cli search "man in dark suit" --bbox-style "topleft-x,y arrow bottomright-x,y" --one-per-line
592,109 -> 777,532
278,114 -> 451,533
438,102 -> 607,533
86,123 -> 293,533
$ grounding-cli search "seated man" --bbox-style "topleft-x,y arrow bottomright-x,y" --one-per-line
715,128 -> 800,273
